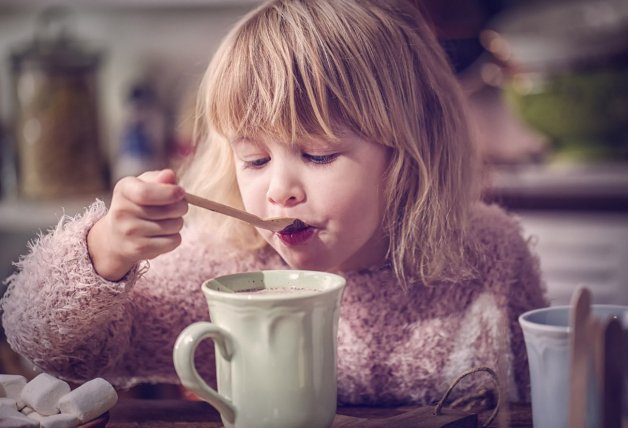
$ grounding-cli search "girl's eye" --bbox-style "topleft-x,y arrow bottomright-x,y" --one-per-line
243,157 -> 270,169
303,153 -> 339,165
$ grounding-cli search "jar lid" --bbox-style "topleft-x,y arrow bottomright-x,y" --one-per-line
10,7 -> 100,72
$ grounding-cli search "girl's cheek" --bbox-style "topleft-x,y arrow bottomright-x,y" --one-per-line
237,176 -> 262,202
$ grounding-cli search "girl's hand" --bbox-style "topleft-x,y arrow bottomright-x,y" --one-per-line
87,169 -> 188,281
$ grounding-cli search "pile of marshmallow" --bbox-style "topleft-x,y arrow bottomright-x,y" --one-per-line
0,373 -> 118,428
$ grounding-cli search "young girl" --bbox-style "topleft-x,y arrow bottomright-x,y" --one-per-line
2,0 -> 546,406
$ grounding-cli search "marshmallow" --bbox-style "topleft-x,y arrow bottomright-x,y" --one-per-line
0,375 -> 27,400
0,404 -> 38,427
21,373 -> 70,416
0,397 -> 18,411
28,412 -> 79,428
20,406 -> 34,416
0,416 -> 39,427
0,402 -> 20,418
58,377 -> 117,423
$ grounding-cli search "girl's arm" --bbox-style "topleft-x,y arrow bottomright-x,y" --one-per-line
1,198 -> 285,386
1,200 -> 143,381
1,168 -> 188,383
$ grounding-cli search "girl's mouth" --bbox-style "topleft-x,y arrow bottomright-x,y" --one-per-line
277,221 -> 315,246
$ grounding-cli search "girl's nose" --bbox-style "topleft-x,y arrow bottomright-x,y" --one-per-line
266,166 -> 306,207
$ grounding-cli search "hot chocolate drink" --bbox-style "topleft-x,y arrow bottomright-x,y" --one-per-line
237,287 -> 319,295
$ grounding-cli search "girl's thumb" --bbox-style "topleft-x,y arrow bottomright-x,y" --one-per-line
156,168 -> 177,184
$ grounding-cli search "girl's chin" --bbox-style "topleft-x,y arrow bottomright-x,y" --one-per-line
278,253 -> 335,272
284,259 -> 330,272
269,240 -> 342,272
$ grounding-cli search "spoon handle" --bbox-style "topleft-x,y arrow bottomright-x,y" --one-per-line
569,287 -> 591,428
185,192 -> 265,228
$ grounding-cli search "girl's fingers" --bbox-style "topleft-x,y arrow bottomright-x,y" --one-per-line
127,234 -> 182,261
145,218 -> 185,237
118,175 -> 184,206
135,200 -> 189,221
118,217 -> 184,239
149,234 -> 182,255
137,170 -> 162,181
155,169 -> 177,184
137,169 -> 177,184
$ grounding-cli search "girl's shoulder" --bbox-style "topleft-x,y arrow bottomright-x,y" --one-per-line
469,201 -> 520,229
467,202 -> 529,247
466,202 -> 540,279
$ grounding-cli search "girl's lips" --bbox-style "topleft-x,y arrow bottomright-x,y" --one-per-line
277,227 -> 315,246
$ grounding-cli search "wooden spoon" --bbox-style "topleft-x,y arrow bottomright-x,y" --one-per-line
569,286 -> 591,428
185,192 -> 303,233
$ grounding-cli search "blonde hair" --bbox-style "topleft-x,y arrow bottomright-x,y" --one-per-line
180,0 -> 480,287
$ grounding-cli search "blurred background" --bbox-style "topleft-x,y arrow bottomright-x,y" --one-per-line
0,0 -> 626,388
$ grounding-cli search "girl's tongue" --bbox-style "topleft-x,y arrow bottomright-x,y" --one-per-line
279,219 -> 308,234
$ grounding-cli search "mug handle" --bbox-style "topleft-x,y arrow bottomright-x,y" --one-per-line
173,321 -> 237,424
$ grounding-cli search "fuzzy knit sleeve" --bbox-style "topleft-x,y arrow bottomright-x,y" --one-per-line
1,200 -> 144,381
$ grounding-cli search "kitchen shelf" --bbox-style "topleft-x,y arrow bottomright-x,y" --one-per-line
516,211 -> 628,305
485,162 -> 628,212
0,194 -> 110,231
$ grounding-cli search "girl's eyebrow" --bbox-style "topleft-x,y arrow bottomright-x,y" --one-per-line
230,137 -> 262,147
231,135 -> 343,151
299,135 -> 344,150
230,137 -> 249,145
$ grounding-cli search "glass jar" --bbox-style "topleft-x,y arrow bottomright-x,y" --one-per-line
10,8 -> 108,199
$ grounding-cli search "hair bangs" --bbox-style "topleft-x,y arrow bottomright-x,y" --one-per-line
203,1 -> 394,146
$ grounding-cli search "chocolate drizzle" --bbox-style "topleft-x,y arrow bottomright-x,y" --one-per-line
279,219 -> 307,234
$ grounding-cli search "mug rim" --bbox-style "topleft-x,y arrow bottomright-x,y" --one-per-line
202,269 -> 346,302
519,304 -> 628,333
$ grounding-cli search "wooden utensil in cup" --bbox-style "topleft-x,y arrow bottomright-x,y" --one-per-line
185,192 -> 304,233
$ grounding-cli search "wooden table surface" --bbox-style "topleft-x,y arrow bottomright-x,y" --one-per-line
102,398 -> 532,427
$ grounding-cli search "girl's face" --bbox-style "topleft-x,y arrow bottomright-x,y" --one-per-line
231,129 -> 390,273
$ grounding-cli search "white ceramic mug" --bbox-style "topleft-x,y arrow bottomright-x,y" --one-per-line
519,305 -> 628,428
173,270 -> 346,428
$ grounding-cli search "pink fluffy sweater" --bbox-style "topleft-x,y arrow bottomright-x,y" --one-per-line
1,200 -> 546,405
